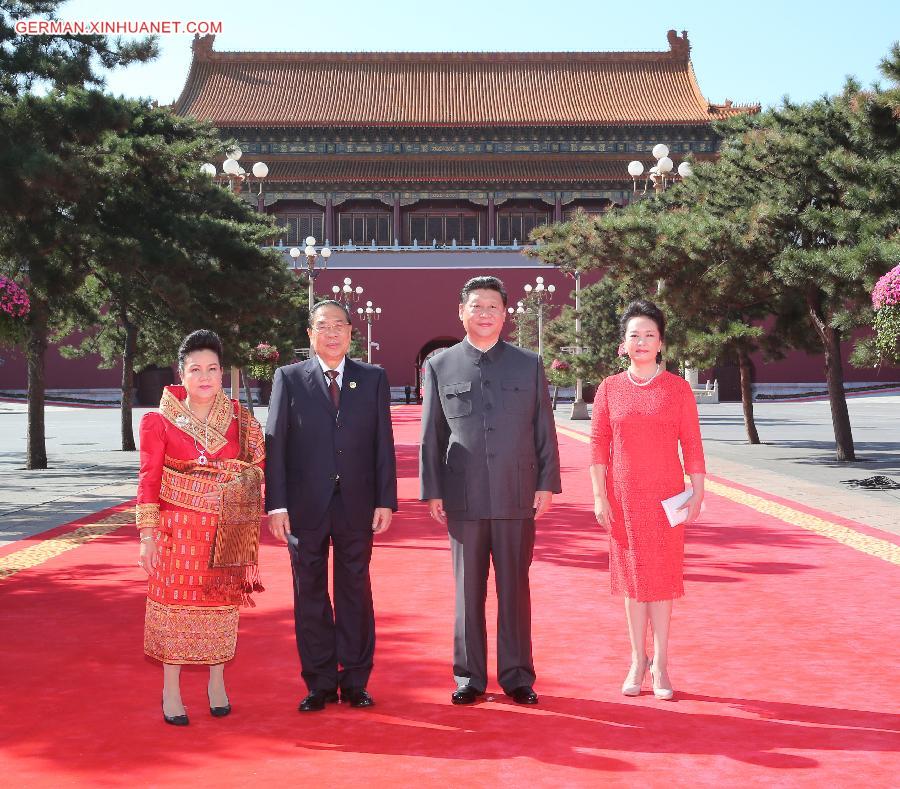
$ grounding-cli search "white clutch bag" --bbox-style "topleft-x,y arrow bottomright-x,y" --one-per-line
661,488 -> 705,528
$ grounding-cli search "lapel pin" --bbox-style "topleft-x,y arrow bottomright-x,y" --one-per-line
348,381 -> 357,389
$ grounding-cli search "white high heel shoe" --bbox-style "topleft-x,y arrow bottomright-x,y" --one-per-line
648,660 -> 675,700
621,657 -> 649,696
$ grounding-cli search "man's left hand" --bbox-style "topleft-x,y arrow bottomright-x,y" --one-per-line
533,490 -> 553,519
372,507 -> 393,535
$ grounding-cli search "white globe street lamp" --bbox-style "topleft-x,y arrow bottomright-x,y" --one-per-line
626,142 -> 692,195
357,301 -> 382,363
294,237 -> 332,308
333,276 -> 364,307
523,277 -> 555,358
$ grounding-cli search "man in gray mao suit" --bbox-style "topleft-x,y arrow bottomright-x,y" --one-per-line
420,276 -> 561,706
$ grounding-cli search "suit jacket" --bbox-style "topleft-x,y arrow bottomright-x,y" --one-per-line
265,357 -> 398,531
420,340 -> 561,520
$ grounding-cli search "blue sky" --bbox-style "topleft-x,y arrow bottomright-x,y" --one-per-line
56,0 -> 899,110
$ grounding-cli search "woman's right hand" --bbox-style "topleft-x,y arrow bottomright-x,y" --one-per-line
138,532 -> 157,575
594,496 -> 613,531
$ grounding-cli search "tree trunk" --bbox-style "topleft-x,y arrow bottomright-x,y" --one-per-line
737,346 -> 760,444
26,296 -> 49,469
241,370 -> 255,418
120,313 -> 138,451
552,384 -> 559,411
806,286 -> 855,461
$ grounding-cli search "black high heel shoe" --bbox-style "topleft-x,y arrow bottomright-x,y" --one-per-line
162,696 -> 189,726
208,689 -> 232,717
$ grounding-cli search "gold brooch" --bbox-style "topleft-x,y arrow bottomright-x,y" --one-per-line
348,381 -> 357,389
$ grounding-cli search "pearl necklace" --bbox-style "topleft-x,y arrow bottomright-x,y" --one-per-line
626,364 -> 661,387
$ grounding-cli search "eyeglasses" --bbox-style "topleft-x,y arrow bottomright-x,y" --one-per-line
311,322 -> 351,334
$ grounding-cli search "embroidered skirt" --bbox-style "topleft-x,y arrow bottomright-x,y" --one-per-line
144,507 -> 240,665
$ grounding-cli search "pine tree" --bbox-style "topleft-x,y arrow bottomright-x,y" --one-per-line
59,101 -> 302,449
0,2 -> 156,467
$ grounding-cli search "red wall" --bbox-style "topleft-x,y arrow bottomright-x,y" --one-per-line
0,344 -> 121,391
309,266 -> 580,387
4,269 -> 898,392
748,327 -> 900,384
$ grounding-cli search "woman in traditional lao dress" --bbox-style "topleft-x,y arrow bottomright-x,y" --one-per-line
589,301 -> 705,701
136,330 -> 265,725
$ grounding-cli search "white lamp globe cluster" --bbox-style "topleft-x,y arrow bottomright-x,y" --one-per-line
200,146 -> 269,183
627,143 -> 693,186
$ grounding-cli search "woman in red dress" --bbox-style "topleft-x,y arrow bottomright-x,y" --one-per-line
589,301 -> 705,701
136,330 -> 265,725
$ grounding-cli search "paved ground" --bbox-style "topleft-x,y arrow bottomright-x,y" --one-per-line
560,393 -> 900,535
1,393 -> 898,545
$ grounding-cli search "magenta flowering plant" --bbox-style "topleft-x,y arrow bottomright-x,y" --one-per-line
250,342 -> 279,363
247,342 -> 280,380
872,264 -> 900,309
872,265 -> 900,363
546,357 -> 576,387
0,276 -> 30,345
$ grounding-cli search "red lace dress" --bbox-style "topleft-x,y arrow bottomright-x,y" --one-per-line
136,386 -> 265,664
590,371 -> 705,602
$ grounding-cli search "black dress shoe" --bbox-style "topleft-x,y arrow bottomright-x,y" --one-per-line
451,685 -> 485,705
298,688 -> 339,712
342,688 -> 374,708
507,686 -> 538,705
162,697 -> 189,726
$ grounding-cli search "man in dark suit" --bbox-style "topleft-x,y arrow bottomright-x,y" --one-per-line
420,276 -> 561,706
266,300 -> 397,711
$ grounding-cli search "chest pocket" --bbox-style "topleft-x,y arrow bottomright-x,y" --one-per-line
441,381 -> 472,418
501,379 -> 531,414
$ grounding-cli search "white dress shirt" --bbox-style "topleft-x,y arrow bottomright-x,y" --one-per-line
317,354 -> 347,389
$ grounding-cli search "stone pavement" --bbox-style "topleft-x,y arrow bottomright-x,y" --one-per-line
556,392 -> 900,537
0,402 -> 140,546
1,394 -> 898,545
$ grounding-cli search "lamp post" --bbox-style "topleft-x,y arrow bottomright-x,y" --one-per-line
357,301 -> 382,363
627,143 -> 692,196
332,276 -> 364,308
626,144 -> 694,384
508,300 -> 533,347
200,147 -> 270,402
523,276 -> 555,358
570,269 -> 590,420
290,236 -> 332,309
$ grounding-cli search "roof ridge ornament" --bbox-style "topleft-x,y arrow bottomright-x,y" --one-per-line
192,33 -> 216,60
666,29 -> 690,60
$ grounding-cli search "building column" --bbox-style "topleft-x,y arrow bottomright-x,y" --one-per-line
325,196 -> 334,245
487,194 -> 495,245
554,193 -> 562,223
393,195 -> 401,245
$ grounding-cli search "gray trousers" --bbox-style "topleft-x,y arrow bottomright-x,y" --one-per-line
448,518 -> 536,693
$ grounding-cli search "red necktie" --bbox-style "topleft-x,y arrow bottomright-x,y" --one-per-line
325,369 -> 340,409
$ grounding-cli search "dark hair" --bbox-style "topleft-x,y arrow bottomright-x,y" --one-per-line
620,300 -> 666,364
309,299 -> 353,327
178,329 -> 223,371
460,276 -> 508,307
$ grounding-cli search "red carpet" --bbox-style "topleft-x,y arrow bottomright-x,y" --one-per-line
1,405 -> 898,787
